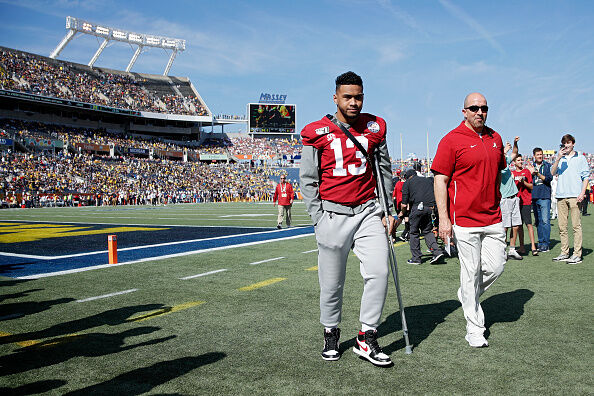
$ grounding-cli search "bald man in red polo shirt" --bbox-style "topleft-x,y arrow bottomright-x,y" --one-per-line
431,92 -> 506,348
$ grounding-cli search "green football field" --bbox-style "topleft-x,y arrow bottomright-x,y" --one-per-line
0,202 -> 592,395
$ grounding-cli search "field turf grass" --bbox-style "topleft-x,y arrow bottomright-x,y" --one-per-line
0,202 -> 592,395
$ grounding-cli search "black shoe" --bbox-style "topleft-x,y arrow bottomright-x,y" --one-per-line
430,252 -> 444,264
276,225 -> 282,229
322,328 -> 341,361
352,330 -> 392,366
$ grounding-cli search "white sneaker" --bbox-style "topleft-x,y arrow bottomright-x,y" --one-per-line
465,333 -> 489,348
507,249 -> 523,260
566,255 -> 582,264
552,253 -> 570,261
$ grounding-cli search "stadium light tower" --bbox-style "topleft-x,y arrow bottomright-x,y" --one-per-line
50,16 -> 186,75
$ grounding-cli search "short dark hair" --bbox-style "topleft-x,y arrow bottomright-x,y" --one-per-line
561,134 -> 575,144
533,147 -> 543,155
412,161 -> 422,172
516,153 -> 523,159
336,71 -> 363,90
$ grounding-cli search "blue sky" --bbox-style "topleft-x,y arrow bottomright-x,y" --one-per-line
1,0 -> 593,158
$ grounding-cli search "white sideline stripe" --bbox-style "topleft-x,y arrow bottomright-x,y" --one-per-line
0,227 -> 309,260
16,232 -> 313,279
180,269 -> 227,280
250,257 -> 284,265
301,249 -> 318,254
76,288 -> 138,303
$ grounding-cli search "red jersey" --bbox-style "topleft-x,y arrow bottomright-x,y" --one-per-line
273,182 -> 294,206
431,121 -> 505,227
301,114 -> 387,206
392,180 -> 403,209
512,168 -> 532,206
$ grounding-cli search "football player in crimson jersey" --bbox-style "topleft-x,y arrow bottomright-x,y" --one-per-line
299,71 -> 395,366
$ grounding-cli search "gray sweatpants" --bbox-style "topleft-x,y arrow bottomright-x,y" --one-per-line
315,203 -> 389,329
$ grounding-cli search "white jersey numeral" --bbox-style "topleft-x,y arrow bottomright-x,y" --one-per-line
330,136 -> 369,176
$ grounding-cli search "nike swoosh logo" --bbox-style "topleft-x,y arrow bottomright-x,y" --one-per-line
470,145 -> 477,148
358,340 -> 368,352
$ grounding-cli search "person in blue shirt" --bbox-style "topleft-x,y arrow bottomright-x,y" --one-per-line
550,134 -> 591,264
526,147 -> 553,252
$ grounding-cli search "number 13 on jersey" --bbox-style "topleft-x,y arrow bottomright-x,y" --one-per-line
330,136 -> 369,176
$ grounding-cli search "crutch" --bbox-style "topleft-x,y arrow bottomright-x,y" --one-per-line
372,150 -> 413,354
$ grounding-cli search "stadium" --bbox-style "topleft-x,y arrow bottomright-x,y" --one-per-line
1,9 -> 593,396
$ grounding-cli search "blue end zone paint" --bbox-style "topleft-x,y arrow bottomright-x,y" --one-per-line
0,226 -> 314,278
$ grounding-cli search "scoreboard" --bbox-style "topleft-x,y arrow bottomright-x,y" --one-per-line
247,103 -> 296,134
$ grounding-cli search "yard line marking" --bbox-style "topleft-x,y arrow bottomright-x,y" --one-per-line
249,257 -> 284,265
305,266 -> 318,271
180,269 -> 227,280
239,277 -> 287,291
17,232 -> 313,279
127,301 -> 205,322
0,331 -> 39,347
76,289 -> 138,303
301,249 -> 318,254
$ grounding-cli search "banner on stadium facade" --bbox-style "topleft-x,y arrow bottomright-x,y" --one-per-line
0,138 -> 13,146
75,142 -> 110,152
25,137 -> 64,148
155,149 -> 183,159
187,151 -> 199,160
127,147 -> 150,155
235,154 -> 253,160
199,154 -> 228,161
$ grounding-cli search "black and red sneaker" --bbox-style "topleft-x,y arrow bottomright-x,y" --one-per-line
352,330 -> 392,366
321,328 -> 341,361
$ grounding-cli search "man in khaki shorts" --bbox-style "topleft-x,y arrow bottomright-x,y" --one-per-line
500,137 -> 522,260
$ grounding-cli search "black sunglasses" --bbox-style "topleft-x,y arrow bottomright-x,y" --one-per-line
465,105 -> 489,113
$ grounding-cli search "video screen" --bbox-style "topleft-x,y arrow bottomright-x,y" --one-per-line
248,104 -> 296,133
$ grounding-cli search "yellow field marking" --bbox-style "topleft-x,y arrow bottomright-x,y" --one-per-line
305,265 -> 318,271
238,277 -> 287,291
393,241 -> 407,248
127,301 -> 206,322
0,223 -> 168,243
0,331 -> 39,347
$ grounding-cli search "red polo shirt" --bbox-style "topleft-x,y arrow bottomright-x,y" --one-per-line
431,121 -> 505,227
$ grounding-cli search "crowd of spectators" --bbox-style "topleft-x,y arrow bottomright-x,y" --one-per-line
0,151 -> 278,208
227,137 -> 301,158
0,47 -> 208,116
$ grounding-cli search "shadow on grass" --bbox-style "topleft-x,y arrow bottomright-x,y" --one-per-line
0,304 -> 166,345
64,353 -> 226,396
339,288 -> 534,354
483,288 -> 534,338
339,300 -> 460,355
0,326 -> 176,375
0,288 -> 44,303
0,380 -> 67,395
1,297 -> 74,322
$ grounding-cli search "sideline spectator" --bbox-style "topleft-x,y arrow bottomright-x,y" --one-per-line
512,153 -> 538,256
500,138 -> 522,260
526,147 -> 553,252
551,134 -> 590,264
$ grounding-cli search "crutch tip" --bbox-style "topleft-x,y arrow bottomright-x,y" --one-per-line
405,345 -> 413,354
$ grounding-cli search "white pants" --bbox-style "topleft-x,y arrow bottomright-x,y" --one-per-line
453,222 -> 506,336
315,204 -> 389,329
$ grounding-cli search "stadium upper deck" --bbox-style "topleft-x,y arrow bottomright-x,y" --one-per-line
0,46 -> 209,118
